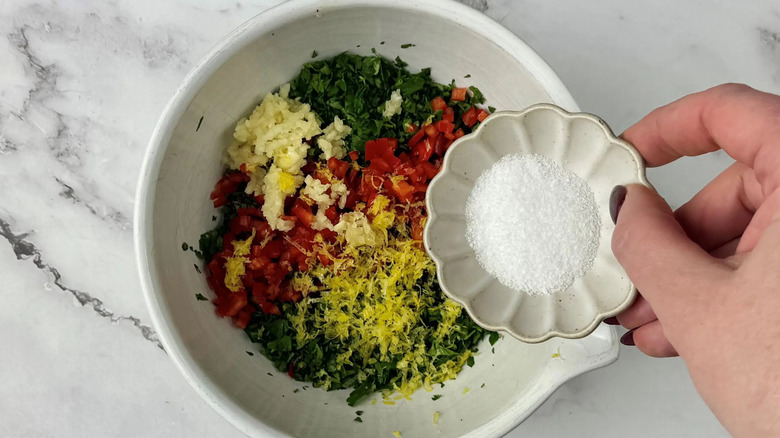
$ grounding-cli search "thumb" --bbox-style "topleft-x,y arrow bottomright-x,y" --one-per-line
611,184 -> 729,321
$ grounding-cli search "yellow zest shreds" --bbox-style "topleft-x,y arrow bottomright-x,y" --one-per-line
462,387 -> 470,395
224,230 -> 256,292
288,223 -> 477,399
433,411 -> 440,425
392,431 -> 402,438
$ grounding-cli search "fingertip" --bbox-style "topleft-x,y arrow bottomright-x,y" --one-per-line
609,185 -> 627,224
632,322 -> 679,358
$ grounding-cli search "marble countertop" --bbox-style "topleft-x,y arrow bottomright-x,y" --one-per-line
2,0 -> 777,436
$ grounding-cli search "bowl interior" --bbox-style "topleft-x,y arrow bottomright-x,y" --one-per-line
139,1 -> 616,437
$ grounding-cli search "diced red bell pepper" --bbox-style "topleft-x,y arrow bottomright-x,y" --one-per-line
386,178 -> 415,204
477,109 -> 489,122
435,120 -> 455,134
454,128 -> 465,139
431,97 -> 447,112
450,87 -> 468,102
368,157 -> 393,173
419,161 -> 439,180
412,138 -> 434,162
434,135 -> 451,157
234,309 -> 252,329
317,252 -> 331,266
348,150 -> 360,161
424,124 -> 438,138
462,106 -> 479,127
324,206 -> 339,223
327,157 -> 350,180
228,172 -> 248,184
443,107 -> 455,123
215,292 -> 247,317
344,190 -> 361,210
408,129 -> 425,147
405,123 -> 418,133
263,239 -> 284,259
365,138 -> 397,160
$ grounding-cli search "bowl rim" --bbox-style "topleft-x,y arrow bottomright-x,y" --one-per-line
133,1 -> 612,437
424,103 -> 650,344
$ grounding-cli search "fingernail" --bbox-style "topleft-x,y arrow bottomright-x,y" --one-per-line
620,330 -> 635,346
603,317 -> 620,325
610,185 -> 627,224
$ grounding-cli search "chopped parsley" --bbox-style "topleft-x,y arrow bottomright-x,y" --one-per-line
288,53 -> 485,153
431,394 -> 443,401
195,293 -> 208,301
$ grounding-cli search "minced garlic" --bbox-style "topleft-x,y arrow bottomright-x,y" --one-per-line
382,89 -> 403,118
226,85 -> 351,230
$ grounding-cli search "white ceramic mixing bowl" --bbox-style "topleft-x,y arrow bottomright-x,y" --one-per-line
135,0 -> 620,436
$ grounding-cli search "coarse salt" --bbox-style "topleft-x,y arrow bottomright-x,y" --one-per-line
465,154 -> 601,295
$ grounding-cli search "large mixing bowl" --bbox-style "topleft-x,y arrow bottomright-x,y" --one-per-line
134,0 -> 620,436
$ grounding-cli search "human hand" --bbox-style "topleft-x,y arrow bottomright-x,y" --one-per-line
609,83 -> 780,437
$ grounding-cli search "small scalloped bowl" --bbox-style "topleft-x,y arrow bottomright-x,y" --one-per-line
425,104 -> 649,343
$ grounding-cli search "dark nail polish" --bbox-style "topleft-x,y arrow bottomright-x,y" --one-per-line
620,330 -> 635,346
610,185 -> 627,224
603,316 -> 620,325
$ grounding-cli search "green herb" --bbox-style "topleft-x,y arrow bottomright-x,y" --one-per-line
466,356 -> 475,367
311,50 -> 318,58
193,264 -> 201,274
196,115 -> 204,132
401,43 -> 415,48
354,417 -> 363,423
489,332 -> 499,346
480,383 -> 485,388
356,410 -> 364,416
195,293 -> 208,301
293,389 -> 300,393
464,74 -> 471,78
431,394 -> 443,401
182,242 -> 189,251
246,351 -> 254,356
246,288 -> 491,406
288,53 -> 485,153
488,106 -> 496,113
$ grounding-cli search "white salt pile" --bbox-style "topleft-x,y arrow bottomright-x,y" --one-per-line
465,154 -> 601,295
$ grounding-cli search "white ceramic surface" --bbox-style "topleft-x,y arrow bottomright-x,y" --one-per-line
425,105 -> 649,343
134,0 -> 621,437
